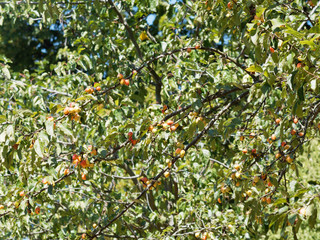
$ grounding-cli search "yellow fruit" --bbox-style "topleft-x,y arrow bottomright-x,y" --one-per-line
286,156 -> 293,163
246,190 -> 252,197
235,172 -> 241,179
166,159 -> 172,168
236,181 -> 241,187
0,205 -> 4,210
93,223 -> 97,228
195,232 -> 200,238
139,31 -> 148,41
240,136 -> 244,141
164,171 -> 170,178
275,153 -> 281,159
180,150 -> 185,158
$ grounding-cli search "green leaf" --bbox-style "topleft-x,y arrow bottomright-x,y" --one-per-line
34,139 -> 44,158
246,65 -> 263,73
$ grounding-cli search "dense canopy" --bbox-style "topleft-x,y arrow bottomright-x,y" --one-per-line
0,0 -> 320,239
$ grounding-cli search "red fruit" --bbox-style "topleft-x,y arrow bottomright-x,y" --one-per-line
242,149 -> 248,154
80,160 -> 87,168
281,141 -> 286,147
297,63 -> 302,68
291,129 -> 297,135
81,233 -> 86,239
128,132 -> 133,139
170,125 -> 177,131
167,120 -> 174,125
132,70 -> 137,75
124,79 -> 130,86
252,149 -> 256,154
186,48 -> 192,53
227,1 -> 233,9
195,44 -> 201,49
269,47 -> 275,53
131,139 -> 138,146
293,118 -> 298,124
72,154 -> 79,161
35,206 -> 40,214
117,73 -> 124,79
81,173 -> 86,180
275,118 -> 281,124
140,177 -> 148,183
298,132 -> 304,137
96,86 -> 101,91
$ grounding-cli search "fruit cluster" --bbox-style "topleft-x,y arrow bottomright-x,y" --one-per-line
139,177 -> 161,190
63,102 -> 81,121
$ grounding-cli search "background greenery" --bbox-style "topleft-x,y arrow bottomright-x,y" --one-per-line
0,0 -> 320,239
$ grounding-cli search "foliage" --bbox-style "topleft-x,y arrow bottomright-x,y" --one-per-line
0,0 -> 320,239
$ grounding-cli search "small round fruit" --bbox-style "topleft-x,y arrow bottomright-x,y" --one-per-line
187,48 -> 192,53
96,86 -> 101,91
117,73 -> 124,79
231,173 -> 236,180
128,132 -> 133,139
120,79 -> 125,85
275,153 -> 281,159
242,149 -> 248,154
235,172 -> 241,179
286,156 -> 293,163
180,150 -> 186,158
246,190 -> 252,197
42,178 -> 48,184
297,63 -> 302,68
63,107 -> 70,115
293,118 -> 298,124
240,135 -> 244,141
19,191 -> 25,197
81,233 -> 86,239
124,79 -> 130,86
281,141 -> 286,147
175,148 -> 182,154
271,134 -> 276,141
251,149 -> 256,154
195,44 -> 201,49
269,47 -> 275,53
275,118 -> 281,124
81,173 -> 87,180
93,223 -> 97,228
64,169 -> 70,175
35,206 -> 40,214
167,120 -> 174,125
164,171 -> 170,178
291,129 -> 297,135
266,197 -> 272,204
227,1 -> 233,9
0,205 -> 4,210
298,132 -> 304,137
195,232 -> 200,238
85,87 -> 92,93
